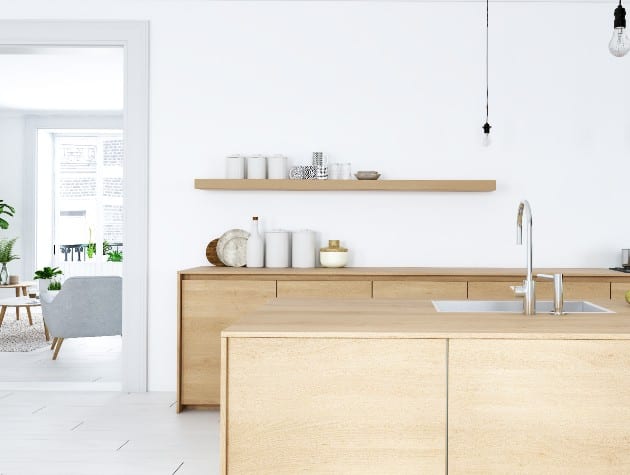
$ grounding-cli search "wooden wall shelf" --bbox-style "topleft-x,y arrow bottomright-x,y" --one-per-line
194,179 -> 496,192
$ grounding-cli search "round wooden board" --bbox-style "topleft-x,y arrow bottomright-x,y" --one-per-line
206,239 -> 225,266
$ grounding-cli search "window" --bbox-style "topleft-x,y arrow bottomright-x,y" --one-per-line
37,129 -> 123,266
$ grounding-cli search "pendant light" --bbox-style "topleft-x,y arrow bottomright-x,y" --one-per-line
482,0 -> 491,146
609,1 -> 630,57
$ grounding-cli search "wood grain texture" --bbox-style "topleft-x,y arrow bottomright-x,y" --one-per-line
225,337 -> 446,474
222,298 -> 630,339
448,339 -> 630,474
373,280 -> 467,299
194,178 -> 496,192
468,281 -> 611,300
612,282 -> 630,300
180,280 -> 276,405
180,266 -> 630,279
277,280 -> 372,299
205,239 -> 225,266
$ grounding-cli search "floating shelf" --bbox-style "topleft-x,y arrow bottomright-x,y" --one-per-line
194,179 -> 496,192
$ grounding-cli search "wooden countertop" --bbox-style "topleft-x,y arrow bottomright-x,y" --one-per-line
180,266 -> 630,281
222,298 -> 630,340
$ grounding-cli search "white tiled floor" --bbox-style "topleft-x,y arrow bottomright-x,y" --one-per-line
0,310 -> 220,473
0,306 -> 122,391
0,391 -> 220,474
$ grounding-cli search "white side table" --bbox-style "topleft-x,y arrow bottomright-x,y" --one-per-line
0,296 -> 48,341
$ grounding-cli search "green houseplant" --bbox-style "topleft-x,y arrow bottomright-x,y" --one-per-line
107,250 -> 123,262
33,266 -> 63,280
0,200 -> 15,230
34,266 -> 63,297
0,237 -> 19,285
47,280 -> 62,291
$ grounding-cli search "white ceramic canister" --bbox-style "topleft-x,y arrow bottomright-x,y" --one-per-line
225,154 -> 245,179
291,230 -> 316,268
267,155 -> 288,179
247,155 -> 267,179
265,230 -> 290,268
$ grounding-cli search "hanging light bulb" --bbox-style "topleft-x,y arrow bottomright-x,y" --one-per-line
609,1 -> 630,57
482,122 -> 492,147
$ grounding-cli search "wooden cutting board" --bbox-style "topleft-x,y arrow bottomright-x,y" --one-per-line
206,239 -> 225,266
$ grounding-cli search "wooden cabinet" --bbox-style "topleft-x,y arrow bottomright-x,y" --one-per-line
178,267 -> 627,411
373,280 -> 467,299
612,282 -> 629,300
179,279 -> 276,407
448,339 -> 630,474
277,280 -> 372,299
223,337 -> 446,474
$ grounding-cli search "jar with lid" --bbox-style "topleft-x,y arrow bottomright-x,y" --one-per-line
319,240 -> 348,268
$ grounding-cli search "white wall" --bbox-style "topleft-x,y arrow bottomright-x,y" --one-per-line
1,1 -> 629,390
0,115 -> 24,285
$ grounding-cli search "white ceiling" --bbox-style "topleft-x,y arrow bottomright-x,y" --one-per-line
0,46 -> 123,112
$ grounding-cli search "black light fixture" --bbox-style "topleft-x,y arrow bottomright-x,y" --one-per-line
609,1 -> 630,57
482,0 -> 491,146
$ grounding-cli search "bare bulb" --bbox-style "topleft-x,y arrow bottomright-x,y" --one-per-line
610,27 -> 630,57
482,133 -> 491,147
482,122 -> 491,147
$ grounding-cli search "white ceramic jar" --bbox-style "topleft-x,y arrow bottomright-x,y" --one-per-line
319,240 -> 348,268
265,230 -> 290,268
225,154 -> 245,179
292,230 -> 316,268
247,155 -> 267,179
267,155 -> 288,179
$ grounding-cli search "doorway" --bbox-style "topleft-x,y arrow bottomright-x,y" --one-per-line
0,22 -> 148,392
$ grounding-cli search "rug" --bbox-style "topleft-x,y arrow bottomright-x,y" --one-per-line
0,308 -> 50,352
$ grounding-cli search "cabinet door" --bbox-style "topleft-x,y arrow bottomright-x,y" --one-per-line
373,280 -> 466,299
277,280 -> 371,299
225,337 -> 446,474
180,279 -> 276,406
611,282 -> 628,300
449,339 -> 630,474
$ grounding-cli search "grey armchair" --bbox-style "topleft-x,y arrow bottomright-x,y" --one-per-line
41,276 -> 122,360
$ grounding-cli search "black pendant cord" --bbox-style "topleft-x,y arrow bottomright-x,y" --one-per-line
484,0 -> 490,132
485,0 -> 489,124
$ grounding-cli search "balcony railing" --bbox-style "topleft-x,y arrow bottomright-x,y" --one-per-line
56,243 -> 123,262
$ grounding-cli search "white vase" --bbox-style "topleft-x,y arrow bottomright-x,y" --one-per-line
292,230 -> 316,268
246,217 -> 264,268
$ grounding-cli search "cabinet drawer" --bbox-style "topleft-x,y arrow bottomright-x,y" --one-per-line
468,281 -> 610,300
180,279 -> 276,406
277,280 -> 371,299
373,281 -> 467,299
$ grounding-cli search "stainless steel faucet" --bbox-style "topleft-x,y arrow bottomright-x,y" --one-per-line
513,200 -> 535,314
536,273 -> 564,315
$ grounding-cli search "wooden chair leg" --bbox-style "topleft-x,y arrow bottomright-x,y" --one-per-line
15,306 -> 19,321
26,307 -> 33,326
52,338 -> 64,360
0,306 -> 6,328
50,337 -> 58,350
43,321 -> 50,341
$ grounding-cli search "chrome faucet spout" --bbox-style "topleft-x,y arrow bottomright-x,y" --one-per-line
515,200 -> 535,315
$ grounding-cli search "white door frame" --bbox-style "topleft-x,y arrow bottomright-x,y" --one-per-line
0,21 -> 150,392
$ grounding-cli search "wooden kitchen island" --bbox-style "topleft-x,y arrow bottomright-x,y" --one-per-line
220,298 -> 630,474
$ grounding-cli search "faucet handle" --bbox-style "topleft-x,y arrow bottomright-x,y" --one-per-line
536,273 -> 564,315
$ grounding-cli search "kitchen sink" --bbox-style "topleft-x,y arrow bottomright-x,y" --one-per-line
432,300 -> 613,314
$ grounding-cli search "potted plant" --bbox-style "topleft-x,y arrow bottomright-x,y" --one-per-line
107,250 -> 123,262
0,237 -> 19,285
33,266 -> 63,297
0,200 -> 15,230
